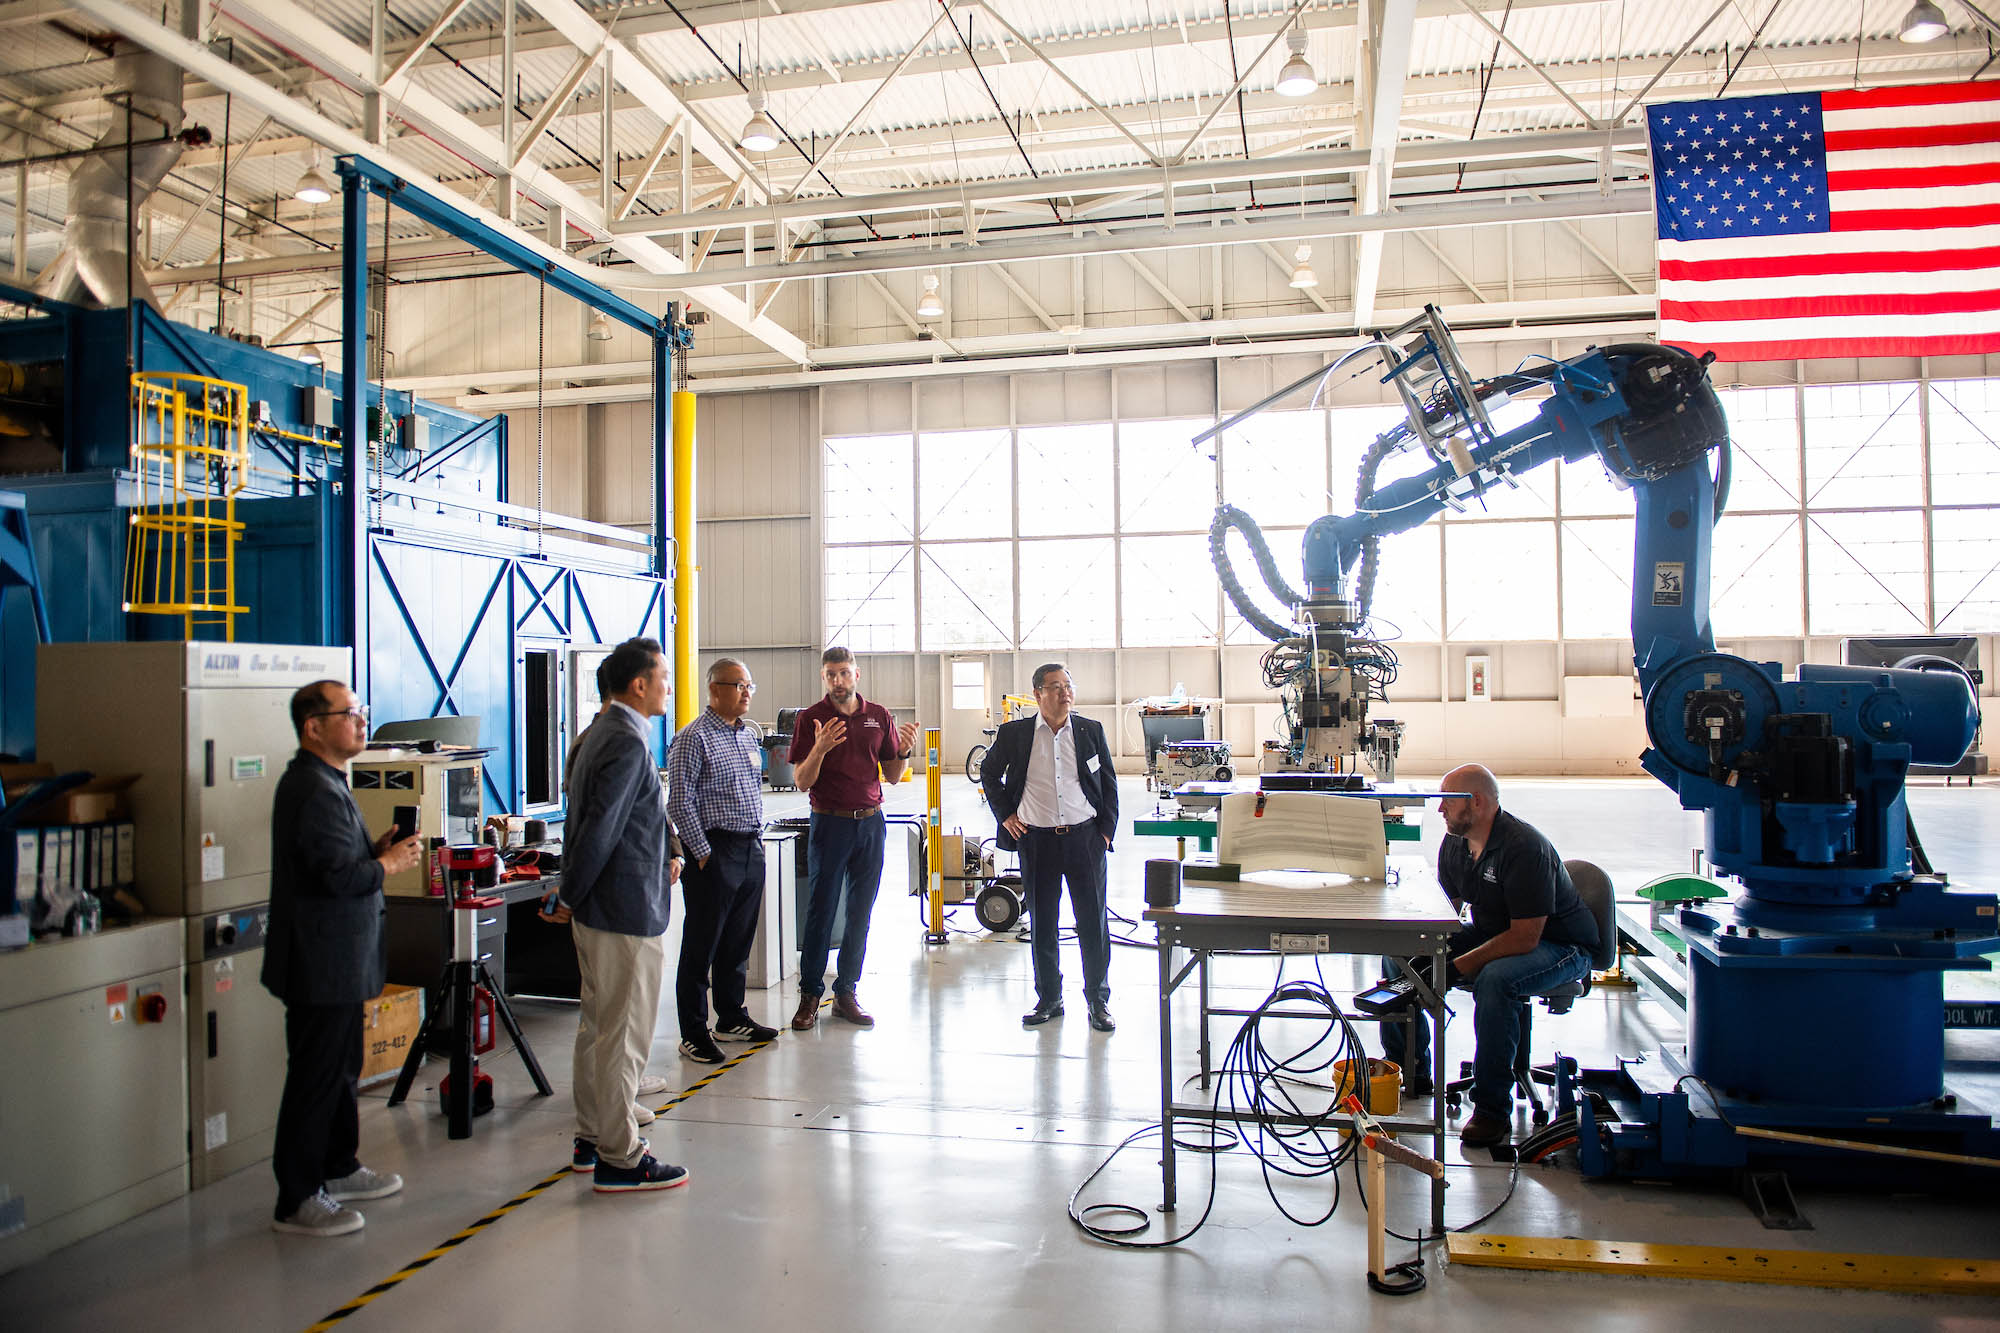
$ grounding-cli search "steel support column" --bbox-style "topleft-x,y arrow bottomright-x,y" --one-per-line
652,331 -> 670,581
340,168 -> 370,694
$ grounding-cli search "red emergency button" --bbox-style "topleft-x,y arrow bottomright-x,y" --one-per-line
137,992 -> 169,1023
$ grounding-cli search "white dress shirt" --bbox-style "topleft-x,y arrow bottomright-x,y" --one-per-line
1018,713 -> 1097,828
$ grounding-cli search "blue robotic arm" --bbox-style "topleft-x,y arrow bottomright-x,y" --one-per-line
1215,306 -> 1994,1125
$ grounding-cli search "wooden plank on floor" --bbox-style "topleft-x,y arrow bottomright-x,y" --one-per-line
1445,1235 -> 2000,1296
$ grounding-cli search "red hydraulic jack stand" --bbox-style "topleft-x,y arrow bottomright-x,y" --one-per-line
388,845 -> 553,1138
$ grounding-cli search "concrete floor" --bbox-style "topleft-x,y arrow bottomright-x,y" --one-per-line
4,774 -> 1997,1330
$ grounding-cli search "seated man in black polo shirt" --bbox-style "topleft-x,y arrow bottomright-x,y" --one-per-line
1382,763 -> 1599,1147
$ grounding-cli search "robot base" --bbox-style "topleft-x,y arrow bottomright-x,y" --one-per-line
1562,1048 -> 2000,1225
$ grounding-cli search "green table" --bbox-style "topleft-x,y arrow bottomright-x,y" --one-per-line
1133,817 -> 1217,858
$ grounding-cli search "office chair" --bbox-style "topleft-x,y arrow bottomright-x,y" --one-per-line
1444,858 -> 1618,1125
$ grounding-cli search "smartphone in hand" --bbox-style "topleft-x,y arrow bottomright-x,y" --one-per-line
393,804 -> 419,842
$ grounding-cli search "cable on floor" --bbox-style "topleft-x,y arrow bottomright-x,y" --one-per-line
1070,961 -> 1526,1258
1068,975 -> 1374,1246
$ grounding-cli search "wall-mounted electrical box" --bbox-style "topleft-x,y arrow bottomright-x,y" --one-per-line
299,385 -> 335,429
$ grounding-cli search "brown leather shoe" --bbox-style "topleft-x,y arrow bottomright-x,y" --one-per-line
831,990 -> 875,1028
1459,1109 -> 1510,1147
791,993 -> 819,1031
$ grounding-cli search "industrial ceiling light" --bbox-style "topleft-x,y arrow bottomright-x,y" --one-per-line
1897,0 -> 1951,40
740,90 -> 781,153
297,345 -> 323,366
293,156 -> 335,205
587,310 -> 613,341
1276,28 -> 1316,98
1288,242 -> 1318,290
915,273 -> 944,321
1899,0 -> 1950,40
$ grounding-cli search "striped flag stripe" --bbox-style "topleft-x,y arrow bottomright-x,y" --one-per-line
1663,288 -> 2000,322
1664,334 -> 2000,358
1827,162 -> 2000,191
1831,203 -> 2000,232
1822,99 -> 2000,132
1660,265 -> 2000,298
1660,226 -> 2000,264
1827,142 -> 2000,173
1823,81 -> 2000,111
1829,187 -> 2000,214
1660,310 -> 2000,343
1824,122 -> 2000,152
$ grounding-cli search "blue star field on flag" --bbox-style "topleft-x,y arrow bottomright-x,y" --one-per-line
1648,92 -> 1833,242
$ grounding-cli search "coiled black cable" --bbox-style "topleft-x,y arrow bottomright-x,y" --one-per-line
1209,503 -> 1303,643
1069,964 -> 1526,1256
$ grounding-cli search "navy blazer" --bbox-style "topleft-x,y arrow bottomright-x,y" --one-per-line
561,703 -> 674,937
262,751 -> 386,1007
978,712 -> 1119,854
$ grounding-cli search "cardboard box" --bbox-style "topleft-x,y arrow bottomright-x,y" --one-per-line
358,984 -> 424,1086
0,763 -> 140,825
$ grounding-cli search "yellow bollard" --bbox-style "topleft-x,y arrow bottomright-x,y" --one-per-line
925,727 -> 945,943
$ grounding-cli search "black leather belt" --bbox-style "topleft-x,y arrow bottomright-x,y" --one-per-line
1026,824 -> 1081,835
815,806 -> 881,819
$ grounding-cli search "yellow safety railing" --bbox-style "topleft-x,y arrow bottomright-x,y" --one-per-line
123,372 -> 251,640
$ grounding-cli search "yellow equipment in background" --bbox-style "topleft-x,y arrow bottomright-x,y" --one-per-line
123,372 -> 250,640
965,693 -> 1036,786
924,726 -> 946,944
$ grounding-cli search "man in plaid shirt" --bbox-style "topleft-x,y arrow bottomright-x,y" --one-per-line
666,657 -> 775,1064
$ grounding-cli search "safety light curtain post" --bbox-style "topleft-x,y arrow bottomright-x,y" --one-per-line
124,373 -> 250,640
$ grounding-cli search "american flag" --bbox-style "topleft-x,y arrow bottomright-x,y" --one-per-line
1648,81 -> 2000,361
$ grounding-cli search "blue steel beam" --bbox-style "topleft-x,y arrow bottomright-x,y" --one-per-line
341,169 -> 370,695
337,156 -> 665,337
652,329 -> 670,579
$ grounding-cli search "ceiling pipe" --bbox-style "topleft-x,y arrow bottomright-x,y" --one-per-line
33,42 -> 187,310
611,127 -> 1647,238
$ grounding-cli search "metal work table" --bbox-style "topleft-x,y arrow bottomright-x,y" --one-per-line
1144,856 -> 1461,1233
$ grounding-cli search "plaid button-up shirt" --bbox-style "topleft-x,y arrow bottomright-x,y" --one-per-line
664,706 -> 765,861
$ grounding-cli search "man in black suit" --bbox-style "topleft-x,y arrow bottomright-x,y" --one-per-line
263,680 -> 422,1237
979,662 -> 1120,1031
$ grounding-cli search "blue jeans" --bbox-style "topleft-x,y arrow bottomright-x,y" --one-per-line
1380,937 -> 1589,1118
799,812 -> 884,997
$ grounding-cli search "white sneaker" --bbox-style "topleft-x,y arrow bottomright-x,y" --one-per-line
633,1102 -> 656,1126
325,1165 -> 403,1202
636,1074 -> 670,1097
272,1189 -> 365,1237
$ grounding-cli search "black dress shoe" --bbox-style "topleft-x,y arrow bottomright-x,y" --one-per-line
1087,1003 -> 1115,1033
1022,1000 -> 1064,1026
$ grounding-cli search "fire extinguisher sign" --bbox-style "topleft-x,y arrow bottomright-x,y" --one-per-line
1653,562 -> 1685,607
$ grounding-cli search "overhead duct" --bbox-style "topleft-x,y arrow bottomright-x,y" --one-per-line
34,42 -> 186,310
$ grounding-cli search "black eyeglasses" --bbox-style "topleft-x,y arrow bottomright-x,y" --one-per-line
714,680 -> 756,695
311,705 -> 369,722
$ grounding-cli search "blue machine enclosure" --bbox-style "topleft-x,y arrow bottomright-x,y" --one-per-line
0,287 -> 673,817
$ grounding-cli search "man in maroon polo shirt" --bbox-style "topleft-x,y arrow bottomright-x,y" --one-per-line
787,646 -> 919,1030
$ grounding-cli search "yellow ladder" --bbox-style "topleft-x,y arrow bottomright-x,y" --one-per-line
123,373 -> 251,640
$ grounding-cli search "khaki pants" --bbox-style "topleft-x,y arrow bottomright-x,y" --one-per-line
572,920 -> 666,1170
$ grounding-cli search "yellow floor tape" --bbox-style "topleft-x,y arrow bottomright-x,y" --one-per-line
303,1023 -> 791,1333
1446,1234 -> 2000,1296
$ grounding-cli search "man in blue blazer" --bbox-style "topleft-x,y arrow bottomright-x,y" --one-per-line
979,663 -> 1120,1031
